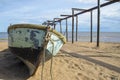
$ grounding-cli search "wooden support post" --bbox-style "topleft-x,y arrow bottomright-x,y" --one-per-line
90,11 -> 93,43
97,0 -> 100,47
72,9 -> 74,43
76,15 -> 78,42
66,19 -> 68,41
54,24 -> 56,29
60,14 -> 71,41
60,21 -> 62,33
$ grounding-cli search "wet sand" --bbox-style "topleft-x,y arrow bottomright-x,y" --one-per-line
0,41 -> 120,80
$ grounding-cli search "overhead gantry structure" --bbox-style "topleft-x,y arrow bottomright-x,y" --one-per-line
42,0 -> 120,47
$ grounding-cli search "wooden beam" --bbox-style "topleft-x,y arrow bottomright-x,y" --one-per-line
72,9 -> 74,43
60,15 -> 72,16
97,0 -> 100,47
54,0 -> 119,21
76,15 -> 78,41
66,19 -> 68,41
72,8 -> 86,11
90,11 -> 93,43
60,21 -> 62,33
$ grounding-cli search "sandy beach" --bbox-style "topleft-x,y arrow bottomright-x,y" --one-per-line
0,41 -> 120,80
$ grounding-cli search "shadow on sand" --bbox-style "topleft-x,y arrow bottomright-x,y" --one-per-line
0,49 -> 30,80
60,49 -> 120,74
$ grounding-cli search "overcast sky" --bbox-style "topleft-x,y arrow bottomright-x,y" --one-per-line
0,0 -> 120,32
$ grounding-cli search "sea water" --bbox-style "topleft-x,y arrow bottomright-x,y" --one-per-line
0,32 -> 8,41
64,32 -> 120,43
0,32 -> 120,43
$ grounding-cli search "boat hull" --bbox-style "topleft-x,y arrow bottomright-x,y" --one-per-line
8,24 -> 66,75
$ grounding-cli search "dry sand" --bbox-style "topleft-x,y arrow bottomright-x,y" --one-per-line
0,41 -> 120,80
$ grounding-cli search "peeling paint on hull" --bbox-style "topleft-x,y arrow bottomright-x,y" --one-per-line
8,24 -> 66,75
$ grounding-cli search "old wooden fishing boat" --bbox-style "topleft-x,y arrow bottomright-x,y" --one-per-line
8,24 -> 66,75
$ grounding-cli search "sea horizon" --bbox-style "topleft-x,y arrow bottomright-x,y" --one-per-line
0,32 -> 120,43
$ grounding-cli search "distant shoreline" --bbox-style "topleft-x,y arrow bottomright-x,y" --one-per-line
0,38 -> 8,42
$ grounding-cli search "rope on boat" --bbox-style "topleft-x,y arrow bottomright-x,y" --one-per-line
41,27 -> 54,80
41,37 -> 46,80
41,27 -> 50,80
49,39 -> 54,80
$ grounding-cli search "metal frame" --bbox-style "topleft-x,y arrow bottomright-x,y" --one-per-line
72,8 -> 87,43
43,0 -> 119,47
60,15 -> 70,41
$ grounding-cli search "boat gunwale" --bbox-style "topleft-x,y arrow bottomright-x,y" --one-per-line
8,24 -> 66,44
